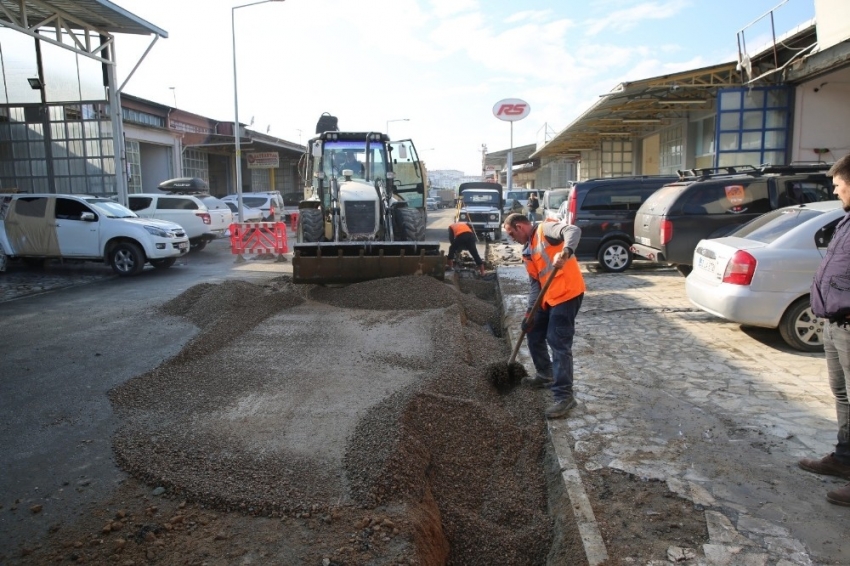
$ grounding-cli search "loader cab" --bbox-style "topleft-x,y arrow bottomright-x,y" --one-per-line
388,140 -> 426,209
308,134 -> 389,206
305,132 -> 426,210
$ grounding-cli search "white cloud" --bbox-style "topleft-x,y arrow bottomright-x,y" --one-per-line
583,0 -> 691,37
429,0 -> 478,19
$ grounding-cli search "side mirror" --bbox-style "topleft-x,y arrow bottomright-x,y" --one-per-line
81,212 -> 95,221
398,145 -> 408,159
312,141 -> 323,158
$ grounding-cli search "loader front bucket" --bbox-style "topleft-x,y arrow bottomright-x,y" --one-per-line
292,242 -> 446,284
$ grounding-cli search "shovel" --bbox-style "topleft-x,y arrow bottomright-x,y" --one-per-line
486,262 -> 562,390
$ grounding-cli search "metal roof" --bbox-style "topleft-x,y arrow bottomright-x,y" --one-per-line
532,61 -> 741,160
532,22 -> 821,162
0,0 -> 167,37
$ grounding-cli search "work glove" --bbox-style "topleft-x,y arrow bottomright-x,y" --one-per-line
521,309 -> 534,333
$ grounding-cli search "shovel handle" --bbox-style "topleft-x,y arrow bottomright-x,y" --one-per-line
508,262 -> 563,365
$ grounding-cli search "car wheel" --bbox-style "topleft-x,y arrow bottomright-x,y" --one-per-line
597,239 -> 632,273
150,257 -> 177,270
779,297 -> 824,352
190,240 -> 207,252
297,208 -> 324,243
110,242 -> 145,277
675,265 -> 693,277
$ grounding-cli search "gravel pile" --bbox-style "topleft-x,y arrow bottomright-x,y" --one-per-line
107,274 -> 561,565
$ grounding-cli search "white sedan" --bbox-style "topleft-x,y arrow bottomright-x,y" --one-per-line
686,200 -> 845,352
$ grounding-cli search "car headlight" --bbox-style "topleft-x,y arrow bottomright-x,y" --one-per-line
459,213 -> 467,220
144,225 -> 175,238
489,214 -> 497,221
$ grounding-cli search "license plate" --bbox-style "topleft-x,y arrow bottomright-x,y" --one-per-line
178,242 -> 188,250
636,236 -> 650,245
697,255 -> 715,273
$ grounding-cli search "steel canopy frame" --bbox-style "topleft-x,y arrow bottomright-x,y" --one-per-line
0,0 -> 168,205
531,62 -> 742,159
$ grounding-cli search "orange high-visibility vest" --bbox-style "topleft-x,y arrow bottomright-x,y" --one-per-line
449,223 -> 473,237
523,220 -> 585,307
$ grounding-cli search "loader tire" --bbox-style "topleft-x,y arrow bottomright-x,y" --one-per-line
298,208 -> 324,243
393,207 -> 426,241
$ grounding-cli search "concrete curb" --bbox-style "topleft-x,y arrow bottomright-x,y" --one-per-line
497,265 -> 608,566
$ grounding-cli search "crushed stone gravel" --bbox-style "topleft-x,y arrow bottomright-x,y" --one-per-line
101,274 -> 576,565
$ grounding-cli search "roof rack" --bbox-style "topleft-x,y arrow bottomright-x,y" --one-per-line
758,162 -> 832,174
676,162 -> 832,182
676,166 -> 758,181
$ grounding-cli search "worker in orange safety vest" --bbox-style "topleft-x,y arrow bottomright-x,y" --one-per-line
446,222 -> 486,276
502,212 -> 585,419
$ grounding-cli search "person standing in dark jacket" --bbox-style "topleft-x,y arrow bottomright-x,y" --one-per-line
527,193 -> 540,221
801,153 -> 850,506
446,222 -> 485,276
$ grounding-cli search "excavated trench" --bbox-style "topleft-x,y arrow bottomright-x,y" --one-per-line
105,274 -> 585,565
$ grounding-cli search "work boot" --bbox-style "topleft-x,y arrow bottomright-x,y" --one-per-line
827,483 -> 850,506
545,396 -> 577,419
798,453 -> 850,480
522,373 -> 553,389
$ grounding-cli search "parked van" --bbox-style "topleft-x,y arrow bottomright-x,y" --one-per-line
0,193 -> 188,275
632,163 -> 834,275
563,175 -> 678,272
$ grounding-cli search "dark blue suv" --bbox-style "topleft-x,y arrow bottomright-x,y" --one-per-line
563,175 -> 678,272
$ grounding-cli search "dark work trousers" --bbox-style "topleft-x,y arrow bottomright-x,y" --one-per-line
526,293 -> 583,402
824,322 -> 850,463
448,232 -> 483,266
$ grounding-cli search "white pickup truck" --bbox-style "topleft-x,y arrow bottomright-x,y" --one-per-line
0,193 -> 189,276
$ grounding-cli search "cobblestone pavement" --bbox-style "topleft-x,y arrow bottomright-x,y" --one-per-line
493,239 -> 850,565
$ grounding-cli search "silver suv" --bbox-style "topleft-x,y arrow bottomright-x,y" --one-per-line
222,192 -> 284,223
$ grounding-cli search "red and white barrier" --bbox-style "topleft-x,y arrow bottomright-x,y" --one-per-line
229,222 -> 289,255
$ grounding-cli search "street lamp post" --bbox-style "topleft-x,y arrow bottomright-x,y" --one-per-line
232,0 -> 284,221
385,118 -> 409,138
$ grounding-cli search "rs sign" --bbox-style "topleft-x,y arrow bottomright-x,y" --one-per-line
493,98 -> 530,122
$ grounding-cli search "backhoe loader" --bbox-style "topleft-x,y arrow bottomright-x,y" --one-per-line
292,116 -> 444,284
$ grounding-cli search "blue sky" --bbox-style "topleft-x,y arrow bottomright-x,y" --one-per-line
113,0 -> 816,175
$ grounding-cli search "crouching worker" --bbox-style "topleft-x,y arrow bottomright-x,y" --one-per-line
502,213 -> 585,419
446,221 -> 485,276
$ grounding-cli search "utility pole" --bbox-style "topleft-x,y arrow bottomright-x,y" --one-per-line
481,143 -> 487,180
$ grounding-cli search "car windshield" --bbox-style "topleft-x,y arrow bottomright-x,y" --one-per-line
463,192 -> 498,204
729,207 -> 825,243
86,198 -> 137,218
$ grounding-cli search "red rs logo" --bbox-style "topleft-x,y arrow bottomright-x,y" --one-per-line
492,98 -> 530,121
496,104 -> 527,116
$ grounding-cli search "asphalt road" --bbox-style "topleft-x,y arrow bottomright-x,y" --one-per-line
0,237 -> 295,551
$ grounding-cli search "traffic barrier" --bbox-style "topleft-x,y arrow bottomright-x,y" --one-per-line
229,222 -> 289,255
288,211 -> 299,231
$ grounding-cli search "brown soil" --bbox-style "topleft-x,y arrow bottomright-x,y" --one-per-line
5,270 -> 708,565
